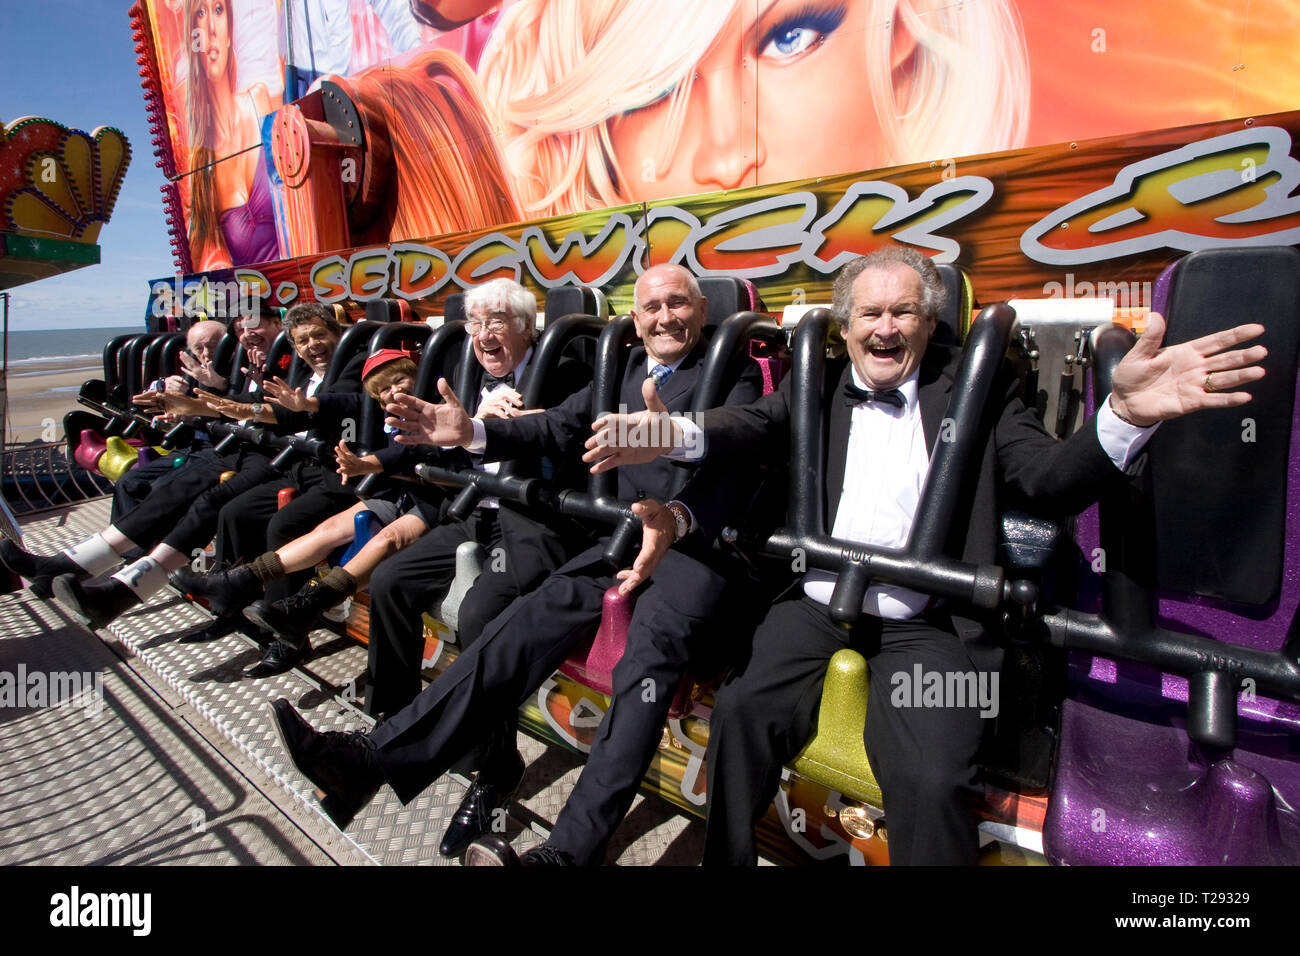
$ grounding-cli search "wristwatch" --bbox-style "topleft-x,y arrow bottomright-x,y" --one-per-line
665,501 -> 690,543
249,402 -> 264,419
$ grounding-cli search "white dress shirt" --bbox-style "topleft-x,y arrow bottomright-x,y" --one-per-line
677,365 -> 1158,620
464,347 -> 533,509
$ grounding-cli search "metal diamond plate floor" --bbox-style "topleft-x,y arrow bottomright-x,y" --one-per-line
6,499 -> 704,866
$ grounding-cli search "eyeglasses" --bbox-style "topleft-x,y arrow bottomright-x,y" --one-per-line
466,317 -> 511,335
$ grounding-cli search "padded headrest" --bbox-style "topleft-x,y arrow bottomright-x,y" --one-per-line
443,293 -> 466,325
544,286 -> 601,324
364,299 -> 397,323
932,263 -> 971,346
698,276 -> 764,327
1149,247 -> 1300,605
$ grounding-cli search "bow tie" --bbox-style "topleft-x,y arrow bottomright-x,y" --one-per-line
483,371 -> 515,389
843,382 -> 905,408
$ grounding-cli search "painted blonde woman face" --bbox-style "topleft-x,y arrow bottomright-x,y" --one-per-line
608,0 -> 916,200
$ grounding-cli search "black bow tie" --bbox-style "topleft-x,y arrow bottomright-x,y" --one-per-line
483,371 -> 515,389
843,382 -> 905,408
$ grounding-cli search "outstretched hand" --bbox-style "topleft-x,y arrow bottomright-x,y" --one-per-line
614,499 -> 676,595
385,378 -> 474,447
335,440 -> 381,479
132,387 -> 210,420
263,375 -> 313,412
584,378 -> 681,475
1109,312 -> 1267,426
179,350 -> 226,389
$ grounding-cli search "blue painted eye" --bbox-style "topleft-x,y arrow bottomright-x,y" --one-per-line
764,26 -> 818,58
758,5 -> 847,62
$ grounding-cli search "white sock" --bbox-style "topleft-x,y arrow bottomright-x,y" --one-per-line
63,534 -> 124,576
111,557 -> 172,601
152,544 -> 189,573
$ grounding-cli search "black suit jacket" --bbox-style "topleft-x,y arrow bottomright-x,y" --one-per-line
483,343 -> 763,503
683,344 -> 1126,650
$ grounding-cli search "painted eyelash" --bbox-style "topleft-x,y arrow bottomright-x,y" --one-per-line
758,3 -> 849,54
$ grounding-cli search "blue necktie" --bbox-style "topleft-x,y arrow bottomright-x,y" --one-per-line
649,364 -> 673,388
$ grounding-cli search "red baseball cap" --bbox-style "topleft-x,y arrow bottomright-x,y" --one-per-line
362,349 -> 415,379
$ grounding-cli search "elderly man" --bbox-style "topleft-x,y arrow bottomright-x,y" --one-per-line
585,246 -> 1267,865
45,303 -> 363,629
271,263 -> 764,864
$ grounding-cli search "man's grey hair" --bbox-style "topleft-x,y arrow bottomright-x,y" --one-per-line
465,278 -> 536,333
283,302 -> 343,338
830,247 -> 947,329
633,264 -> 703,313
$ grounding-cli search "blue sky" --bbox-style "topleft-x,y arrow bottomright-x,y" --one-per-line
1,0 -> 175,330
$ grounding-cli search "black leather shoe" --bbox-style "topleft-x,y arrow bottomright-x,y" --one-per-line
52,574 -> 141,629
243,578 -> 339,648
241,639 -> 307,678
171,564 -> 262,617
463,837 -> 575,867
1,539 -> 87,599
439,750 -> 526,858
270,698 -> 383,830
173,613 -> 250,644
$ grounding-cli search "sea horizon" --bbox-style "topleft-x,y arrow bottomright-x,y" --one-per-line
2,326 -> 147,366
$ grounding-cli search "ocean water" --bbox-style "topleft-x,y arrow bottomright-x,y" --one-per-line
2,326 -> 145,372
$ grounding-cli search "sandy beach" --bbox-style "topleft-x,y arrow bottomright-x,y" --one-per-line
1,358 -> 104,445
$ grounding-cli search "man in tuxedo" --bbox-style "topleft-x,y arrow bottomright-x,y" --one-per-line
271,263 -> 764,864
48,303 -> 364,630
584,247 -> 1267,864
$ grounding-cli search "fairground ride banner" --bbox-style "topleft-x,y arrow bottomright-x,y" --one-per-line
150,109 -> 1300,319
135,0 -> 1300,278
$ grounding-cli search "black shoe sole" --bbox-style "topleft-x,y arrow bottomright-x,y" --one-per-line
462,836 -> 519,866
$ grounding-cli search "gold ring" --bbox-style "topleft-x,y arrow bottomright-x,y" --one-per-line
1204,372 -> 1217,393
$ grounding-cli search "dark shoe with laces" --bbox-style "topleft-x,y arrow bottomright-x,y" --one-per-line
463,836 -> 574,867
439,750 -> 526,858
171,564 -> 262,617
270,698 -> 383,830
52,574 -> 141,629
241,639 -> 307,678
0,539 -> 86,599
243,578 -> 340,648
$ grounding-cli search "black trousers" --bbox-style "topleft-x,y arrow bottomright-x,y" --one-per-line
364,509 -> 508,718
110,450 -> 192,524
210,463 -> 357,575
113,448 -> 276,555
368,543 -> 730,866
702,596 -> 987,866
